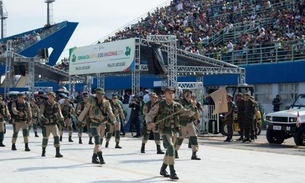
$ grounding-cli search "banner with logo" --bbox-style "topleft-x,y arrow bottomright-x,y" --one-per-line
68,38 -> 135,75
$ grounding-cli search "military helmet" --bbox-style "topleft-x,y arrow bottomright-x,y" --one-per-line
95,87 -> 105,94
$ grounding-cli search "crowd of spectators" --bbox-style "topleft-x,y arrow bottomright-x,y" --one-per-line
54,57 -> 69,72
102,0 -> 305,63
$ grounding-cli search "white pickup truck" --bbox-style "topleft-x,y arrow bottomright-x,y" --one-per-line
265,94 -> 305,146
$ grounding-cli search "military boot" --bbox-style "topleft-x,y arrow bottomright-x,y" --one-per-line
0,139 -> 5,147
115,142 -> 122,149
140,143 -> 145,153
11,143 -> 17,151
59,136 -> 62,142
169,165 -> 179,180
79,137 -> 82,144
68,136 -> 73,142
55,147 -> 63,158
156,145 -> 164,154
105,141 -> 109,148
175,150 -> 179,159
41,147 -> 46,157
35,132 -> 39,137
25,143 -> 31,151
91,153 -> 100,164
97,151 -> 105,164
191,151 -> 201,160
159,163 -> 170,177
88,137 -> 93,145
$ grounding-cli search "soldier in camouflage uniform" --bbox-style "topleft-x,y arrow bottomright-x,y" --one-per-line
11,93 -> 32,151
140,92 -> 164,154
224,94 -> 234,142
105,94 -> 127,149
174,89 -> 201,160
75,93 -> 93,144
243,93 -> 257,143
0,95 -> 11,147
78,88 -> 116,165
235,93 -> 245,141
250,96 -> 258,140
60,97 -> 75,142
39,92 -> 64,158
145,88 -> 198,180
29,98 -> 40,137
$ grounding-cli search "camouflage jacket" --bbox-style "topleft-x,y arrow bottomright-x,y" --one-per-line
11,101 -> 32,122
60,103 -> 75,119
0,101 -> 10,121
145,99 -> 197,134
40,100 -> 64,125
30,103 -> 40,119
110,101 -> 126,121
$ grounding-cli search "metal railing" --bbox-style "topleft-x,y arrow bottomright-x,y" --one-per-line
204,41 -> 305,65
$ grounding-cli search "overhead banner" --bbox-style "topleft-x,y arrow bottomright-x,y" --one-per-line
68,38 -> 135,75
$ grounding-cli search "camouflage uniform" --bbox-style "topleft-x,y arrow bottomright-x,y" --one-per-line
0,96 -> 10,147
60,99 -> 75,142
141,92 -> 164,154
174,94 -> 201,160
40,92 -> 64,157
224,95 -> 234,142
75,95 -> 93,144
105,94 -> 126,148
78,88 -> 116,164
236,94 -> 245,140
243,94 -> 257,142
145,88 -> 197,180
29,98 -> 40,137
11,93 -> 32,151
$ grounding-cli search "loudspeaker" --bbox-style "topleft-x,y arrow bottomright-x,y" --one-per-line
146,44 -> 167,75
38,48 -> 49,59
13,65 -> 26,76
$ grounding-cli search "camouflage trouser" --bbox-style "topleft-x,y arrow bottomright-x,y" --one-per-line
60,118 -> 73,136
0,121 -> 4,140
162,134 -> 177,165
175,122 -> 198,152
29,118 -> 38,133
243,116 -> 253,139
11,121 -> 29,144
227,118 -> 234,139
90,122 -> 106,153
106,120 -> 121,143
42,125 -> 60,148
142,123 -> 161,145
78,120 -> 92,138
237,115 -> 244,138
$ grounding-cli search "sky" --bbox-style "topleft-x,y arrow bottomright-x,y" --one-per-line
3,0 -> 171,61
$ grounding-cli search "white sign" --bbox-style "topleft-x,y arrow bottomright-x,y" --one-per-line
68,38 -> 135,75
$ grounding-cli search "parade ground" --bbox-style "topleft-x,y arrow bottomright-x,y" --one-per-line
1,125 -> 305,183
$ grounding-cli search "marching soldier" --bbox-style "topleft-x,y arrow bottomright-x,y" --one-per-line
29,98 -> 40,137
145,88 -> 198,180
78,88 -> 116,164
11,93 -> 32,151
105,94 -> 127,149
174,89 -> 201,160
224,94 -> 234,142
75,93 -> 93,144
39,92 -> 64,158
236,93 -> 245,141
250,96 -> 259,140
0,95 -> 11,147
243,93 -> 257,143
140,92 -> 164,154
60,97 -> 75,142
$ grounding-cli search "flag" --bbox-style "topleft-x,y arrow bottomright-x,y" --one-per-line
296,111 -> 302,128
209,87 -> 228,115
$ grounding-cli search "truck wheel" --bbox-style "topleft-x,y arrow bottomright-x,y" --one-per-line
256,124 -> 261,136
266,129 -> 285,144
294,126 -> 305,146
220,123 -> 228,136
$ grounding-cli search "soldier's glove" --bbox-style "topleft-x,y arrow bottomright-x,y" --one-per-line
41,118 -> 49,125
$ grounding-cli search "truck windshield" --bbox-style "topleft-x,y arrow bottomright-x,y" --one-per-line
291,95 -> 305,108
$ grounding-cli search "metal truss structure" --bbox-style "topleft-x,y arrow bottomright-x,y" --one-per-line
131,38 -> 141,95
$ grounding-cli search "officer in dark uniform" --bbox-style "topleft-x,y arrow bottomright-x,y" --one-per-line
243,93 -> 257,143
235,93 -> 245,141
224,94 -> 234,142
